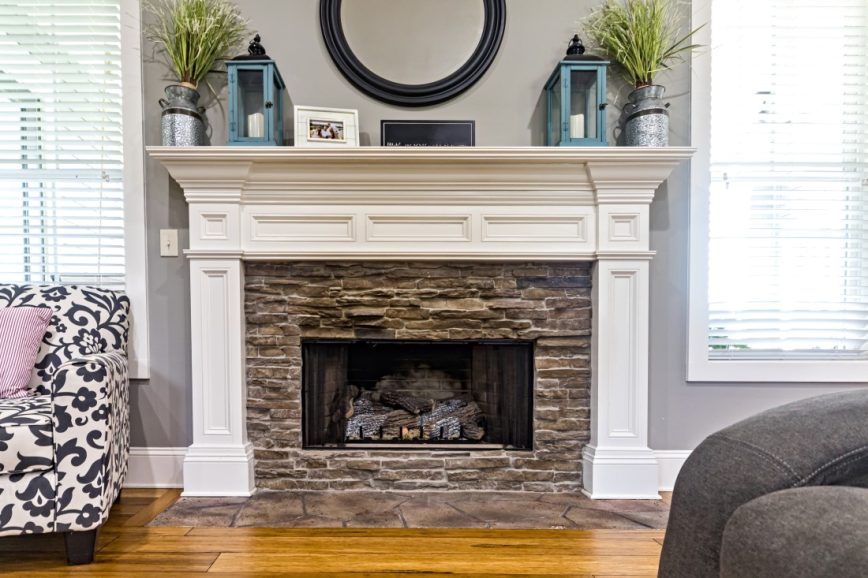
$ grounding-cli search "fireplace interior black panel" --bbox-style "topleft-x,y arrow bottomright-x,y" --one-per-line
303,340 -> 533,449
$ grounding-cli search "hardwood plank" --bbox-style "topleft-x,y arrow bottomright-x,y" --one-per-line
0,552 -> 218,574
121,488 -> 179,498
101,526 -> 193,537
187,527 -> 665,540
208,552 -> 661,575
123,489 -> 182,527
100,535 -> 662,556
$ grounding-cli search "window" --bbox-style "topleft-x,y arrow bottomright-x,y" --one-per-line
688,0 -> 868,382
0,0 -> 148,377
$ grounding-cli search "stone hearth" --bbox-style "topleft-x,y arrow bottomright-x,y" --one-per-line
150,490 -> 670,529
245,261 -> 591,492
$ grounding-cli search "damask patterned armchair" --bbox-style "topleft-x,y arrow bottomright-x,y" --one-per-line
0,285 -> 130,564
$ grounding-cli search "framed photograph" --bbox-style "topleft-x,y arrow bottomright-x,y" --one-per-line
381,120 -> 475,147
294,105 -> 359,147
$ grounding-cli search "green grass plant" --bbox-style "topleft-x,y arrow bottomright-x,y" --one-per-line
145,0 -> 248,89
583,0 -> 701,88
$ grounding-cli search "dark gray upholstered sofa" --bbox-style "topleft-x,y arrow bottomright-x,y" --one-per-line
658,389 -> 868,578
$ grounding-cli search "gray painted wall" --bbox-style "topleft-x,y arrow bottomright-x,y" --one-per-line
132,0 -> 859,451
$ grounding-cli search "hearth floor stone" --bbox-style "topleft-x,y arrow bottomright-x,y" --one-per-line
149,491 -> 669,529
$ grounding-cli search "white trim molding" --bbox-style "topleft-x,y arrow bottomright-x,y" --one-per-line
149,146 -> 692,498
686,1 -> 868,383
654,450 -> 691,492
124,447 -> 185,488
121,0 -> 150,379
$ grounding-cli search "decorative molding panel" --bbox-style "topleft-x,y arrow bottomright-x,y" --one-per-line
251,214 -> 356,242
201,213 -> 229,240
199,268 -> 232,436
482,215 -> 588,242
609,214 -> 639,242
149,146 -> 693,498
366,215 -> 471,242
607,268 -> 640,439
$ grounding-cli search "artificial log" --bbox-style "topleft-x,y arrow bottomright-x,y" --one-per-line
329,385 -> 359,424
345,393 -> 485,442
372,391 -> 435,415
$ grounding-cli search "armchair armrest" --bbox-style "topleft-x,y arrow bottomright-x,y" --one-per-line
51,351 -> 129,532
659,389 -> 868,578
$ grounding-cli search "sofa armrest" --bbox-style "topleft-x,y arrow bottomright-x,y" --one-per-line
659,389 -> 868,578
721,487 -> 868,578
51,351 -> 130,532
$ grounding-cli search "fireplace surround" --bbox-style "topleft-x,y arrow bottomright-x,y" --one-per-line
150,146 -> 693,499
245,260 -> 589,491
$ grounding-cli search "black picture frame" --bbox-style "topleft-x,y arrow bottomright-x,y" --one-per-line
320,0 -> 506,107
381,120 -> 475,147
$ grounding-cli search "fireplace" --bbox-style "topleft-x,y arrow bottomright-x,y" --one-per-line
302,339 -> 533,449
152,146 -> 691,497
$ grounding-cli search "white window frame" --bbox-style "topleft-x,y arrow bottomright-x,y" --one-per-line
686,0 -> 868,383
120,0 -> 150,379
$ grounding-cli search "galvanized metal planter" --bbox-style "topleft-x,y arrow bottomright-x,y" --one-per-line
624,85 -> 669,147
159,85 -> 206,146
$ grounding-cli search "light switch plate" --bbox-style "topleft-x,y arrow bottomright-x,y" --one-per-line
159,229 -> 179,257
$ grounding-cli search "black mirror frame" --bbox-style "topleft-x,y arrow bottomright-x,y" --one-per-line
320,0 -> 506,107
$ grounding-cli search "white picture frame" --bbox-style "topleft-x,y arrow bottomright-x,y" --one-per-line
294,105 -> 360,147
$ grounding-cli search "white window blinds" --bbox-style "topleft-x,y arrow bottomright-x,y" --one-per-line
707,0 -> 868,360
0,0 -> 125,288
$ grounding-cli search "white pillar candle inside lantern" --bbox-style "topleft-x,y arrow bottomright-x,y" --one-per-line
247,112 -> 265,138
570,114 -> 585,139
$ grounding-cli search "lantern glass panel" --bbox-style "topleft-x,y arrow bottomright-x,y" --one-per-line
570,69 -> 597,139
238,68 -> 265,139
551,74 -> 562,146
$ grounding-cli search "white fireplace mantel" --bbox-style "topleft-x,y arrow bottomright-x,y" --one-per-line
149,146 -> 693,498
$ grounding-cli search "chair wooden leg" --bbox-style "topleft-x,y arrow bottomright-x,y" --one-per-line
64,529 -> 98,565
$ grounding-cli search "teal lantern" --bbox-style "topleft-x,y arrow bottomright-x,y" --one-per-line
226,35 -> 286,146
545,36 -> 608,146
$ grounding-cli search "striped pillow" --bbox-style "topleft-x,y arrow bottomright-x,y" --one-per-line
0,307 -> 53,398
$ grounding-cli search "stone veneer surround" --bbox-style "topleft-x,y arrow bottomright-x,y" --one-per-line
245,261 -> 592,492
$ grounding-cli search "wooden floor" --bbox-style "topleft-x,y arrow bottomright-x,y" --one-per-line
0,489 -> 667,576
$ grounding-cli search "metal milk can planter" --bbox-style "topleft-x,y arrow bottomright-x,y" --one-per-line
159,84 -> 207,146
623,85 -> 669,147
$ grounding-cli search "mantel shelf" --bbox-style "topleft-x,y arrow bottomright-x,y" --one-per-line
148,145 -> 694,162
148,146 -> 694,206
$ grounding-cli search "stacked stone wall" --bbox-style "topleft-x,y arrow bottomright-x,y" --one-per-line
245,261 -> 591,491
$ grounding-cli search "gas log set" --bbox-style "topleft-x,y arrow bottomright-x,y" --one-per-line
342,388 -> 486,442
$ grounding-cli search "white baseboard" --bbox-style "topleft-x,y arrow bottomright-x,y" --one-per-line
125,446 -> 185,488
654,450 -> 691,491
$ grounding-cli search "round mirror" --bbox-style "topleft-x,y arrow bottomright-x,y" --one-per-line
320,0 -> 506,107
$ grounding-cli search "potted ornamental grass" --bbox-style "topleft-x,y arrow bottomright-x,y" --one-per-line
583,0 -> 702,146
145,0 -> 247,146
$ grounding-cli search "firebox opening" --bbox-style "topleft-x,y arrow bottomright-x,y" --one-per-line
302,339 -> 534,450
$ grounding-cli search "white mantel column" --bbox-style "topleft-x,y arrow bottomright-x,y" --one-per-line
583,185 -> 659,499
183,200 -> 255,496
